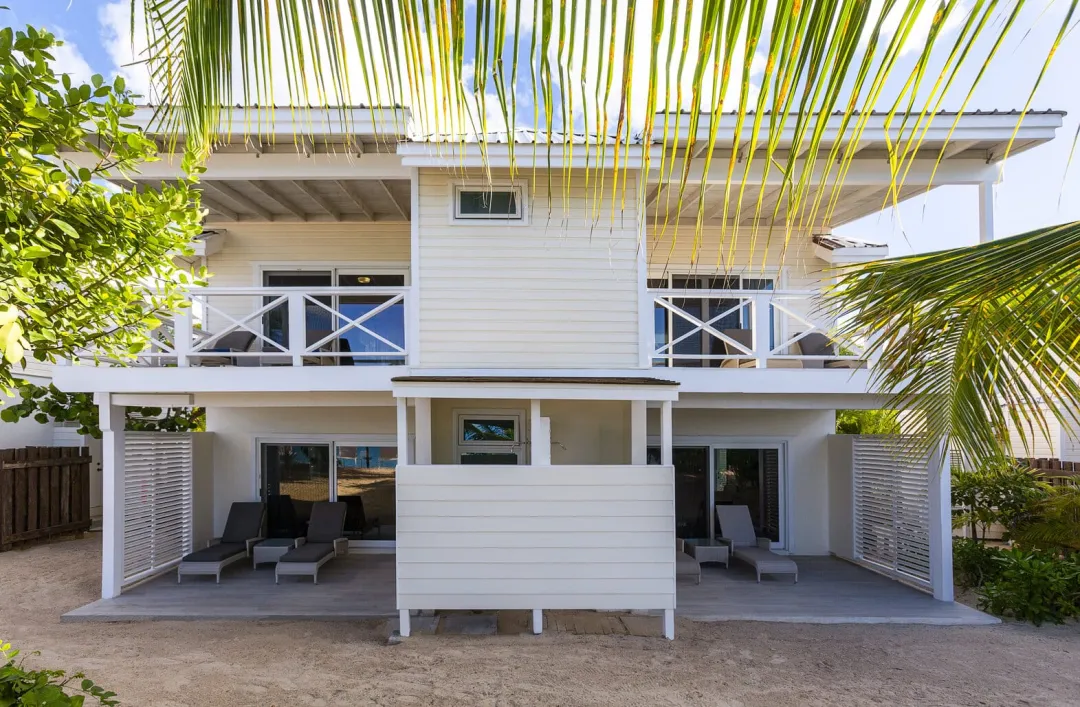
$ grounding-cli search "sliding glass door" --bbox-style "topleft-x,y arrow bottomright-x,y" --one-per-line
260,439 -> 398,544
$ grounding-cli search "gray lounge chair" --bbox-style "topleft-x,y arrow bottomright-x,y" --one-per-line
177,501 -> 265,583
675,538 -> 701,584
275,501 -> 349,584
715,504 -> 798,583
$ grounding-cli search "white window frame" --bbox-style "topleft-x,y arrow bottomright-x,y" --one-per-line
253,433 -> 401,550
453,409 -> 527,464
450,180 -> 529,225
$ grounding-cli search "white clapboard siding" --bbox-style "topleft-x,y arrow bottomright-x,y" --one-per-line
396,464 -> 676,611
852,436 -> 931,589
415,169 -> 641,368
123,432 -> 194,584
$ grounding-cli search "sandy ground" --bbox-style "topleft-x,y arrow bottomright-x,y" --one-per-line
2,535 -> 1080,707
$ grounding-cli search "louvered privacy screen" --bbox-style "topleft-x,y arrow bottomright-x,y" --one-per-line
123,432 -> 193,584
852,436 -> 931,588
763,449 -> 780,539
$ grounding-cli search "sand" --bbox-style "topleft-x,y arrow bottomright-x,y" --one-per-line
2,535 -> 1079,706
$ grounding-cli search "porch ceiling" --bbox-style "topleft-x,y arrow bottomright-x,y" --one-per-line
644,182 -> 925,228
136,178 -> 411,224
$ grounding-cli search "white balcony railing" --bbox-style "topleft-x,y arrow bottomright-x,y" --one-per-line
650,289 -> 866,369
136,286 -> 408,367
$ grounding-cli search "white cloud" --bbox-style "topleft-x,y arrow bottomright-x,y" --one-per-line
48,30 -> 93,86
99,0 -> 154,99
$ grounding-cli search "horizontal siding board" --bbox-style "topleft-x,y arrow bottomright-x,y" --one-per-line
396,463 -> 675,612
417,168 -> 640,368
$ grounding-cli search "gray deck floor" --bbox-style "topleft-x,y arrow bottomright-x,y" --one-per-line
677,556 -> 997,625
63,554 -> 397,622
64,553 -> 996,626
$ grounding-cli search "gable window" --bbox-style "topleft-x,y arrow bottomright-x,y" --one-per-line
453,183 -> 525,221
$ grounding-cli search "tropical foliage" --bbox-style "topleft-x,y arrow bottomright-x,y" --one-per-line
835,409 -> 901,435
977,547 -> 1080,625
951,461 -> 1051,540
0,25 -> 202,393
0,382 -> 205,438
1,640 -> 119,706
831,222 -> 1080,464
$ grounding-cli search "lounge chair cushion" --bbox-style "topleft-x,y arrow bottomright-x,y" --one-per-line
306,502 -> 347,543
279,542 -> 336,563
221,501 -> 265,543
733,546 -> 799,576
182,542 -> 247,563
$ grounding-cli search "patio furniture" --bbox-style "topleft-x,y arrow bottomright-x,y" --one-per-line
252,537 -> 301,568
715,504 -> 798,583
197,331 -> 256,366
177,501 -> 265,583
793,332 -> 865,369
684,538 -> 730,568
275,501 -> 349,584
719,329 -> 801,369
339,494 -> 381,539
675,538 -> 701,584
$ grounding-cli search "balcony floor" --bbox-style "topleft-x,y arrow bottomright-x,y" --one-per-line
63,554 -> 993,626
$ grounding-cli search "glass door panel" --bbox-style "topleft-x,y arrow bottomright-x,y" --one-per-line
262,443 -> 331,536
335,274 -> 406,366
714,447 -> 781,544
335,445 -> 397,540
262,271 -> 332,354
650,445 -> 709,539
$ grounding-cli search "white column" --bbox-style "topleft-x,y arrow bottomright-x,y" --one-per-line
407,166 -> 421,367
663,608 -> 675,640
399,608 -> 411,638
631,400 -> 648,465
396,397 -> 410,465
173,306 -> 193,367
287,292 -> 306,366
98,395 -> 125,599
414,397 -> 432,464
530,400 -> 551,465
977,182 -> 995,243
660,401 -> 673,466
532,608 -> 543,635
752,293 -> 772,368
928,441 -> 954,602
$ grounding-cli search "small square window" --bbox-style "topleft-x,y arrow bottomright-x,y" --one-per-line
453,185 -> 524,221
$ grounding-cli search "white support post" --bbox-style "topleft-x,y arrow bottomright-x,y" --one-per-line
928,441 -> 954,602
752,293 -> 772,368
977,182 -> 995,243
530,400 -> 551,465
660,401 -> 673,466
98,395 -> 125,599
396,398 -> 410,466
663,609 -> 675,640
407,166 -> 421,367
399,609 -> 411,638
173,307 -> 193,368
287,292 -> 306,366
631,400 -> 648,465
414,397 -> 432,464
532,608 -> 543,635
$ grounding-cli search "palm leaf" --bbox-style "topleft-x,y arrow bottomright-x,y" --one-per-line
829,221 -> 1080,463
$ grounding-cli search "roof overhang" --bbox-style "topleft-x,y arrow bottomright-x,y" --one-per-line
812,234 -> 889,263
391,375 -> 680,402
397,143 -> 644,169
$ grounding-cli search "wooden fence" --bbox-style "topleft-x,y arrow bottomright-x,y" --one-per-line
1019,458 -> 1080,487
0,447 -> 93,550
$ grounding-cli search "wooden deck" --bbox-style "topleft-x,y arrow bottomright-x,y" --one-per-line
677,556 -> 997,625
63,553 -> 396,622
64,553 -> 995,625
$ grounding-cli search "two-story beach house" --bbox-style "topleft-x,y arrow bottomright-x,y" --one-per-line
54,107 -> 1064,637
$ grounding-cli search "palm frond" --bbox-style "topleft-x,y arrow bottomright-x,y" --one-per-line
829,221 -> 1080,463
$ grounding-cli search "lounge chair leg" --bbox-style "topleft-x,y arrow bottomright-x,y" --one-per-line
216,572 -> 221,584
177,570 -> 181,585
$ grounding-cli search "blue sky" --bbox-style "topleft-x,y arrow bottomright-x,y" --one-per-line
9,0 -> 1079,257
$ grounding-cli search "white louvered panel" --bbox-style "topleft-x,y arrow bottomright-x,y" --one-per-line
852,436 -> 931,589
762,449 -> 780,538
123,433 -> 193,583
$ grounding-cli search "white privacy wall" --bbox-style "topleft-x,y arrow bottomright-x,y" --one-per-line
414,169 -> 642,368
396,465 -> 676,611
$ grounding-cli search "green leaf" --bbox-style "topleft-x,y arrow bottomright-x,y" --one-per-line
18,245 -> 53,259
51,219 -> 80,240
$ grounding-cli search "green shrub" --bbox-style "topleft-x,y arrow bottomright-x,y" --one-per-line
0,641 -> 118,706
952,462 -> 1050,540
953,537 -> 1005,589
976,548 -> 1080,626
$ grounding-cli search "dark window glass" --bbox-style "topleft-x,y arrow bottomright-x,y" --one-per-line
336,446 -> 398,540
458,189 -> 519,217
336,274 -> 406,365
462,419 -> 516,442
461,452 -> 519,465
